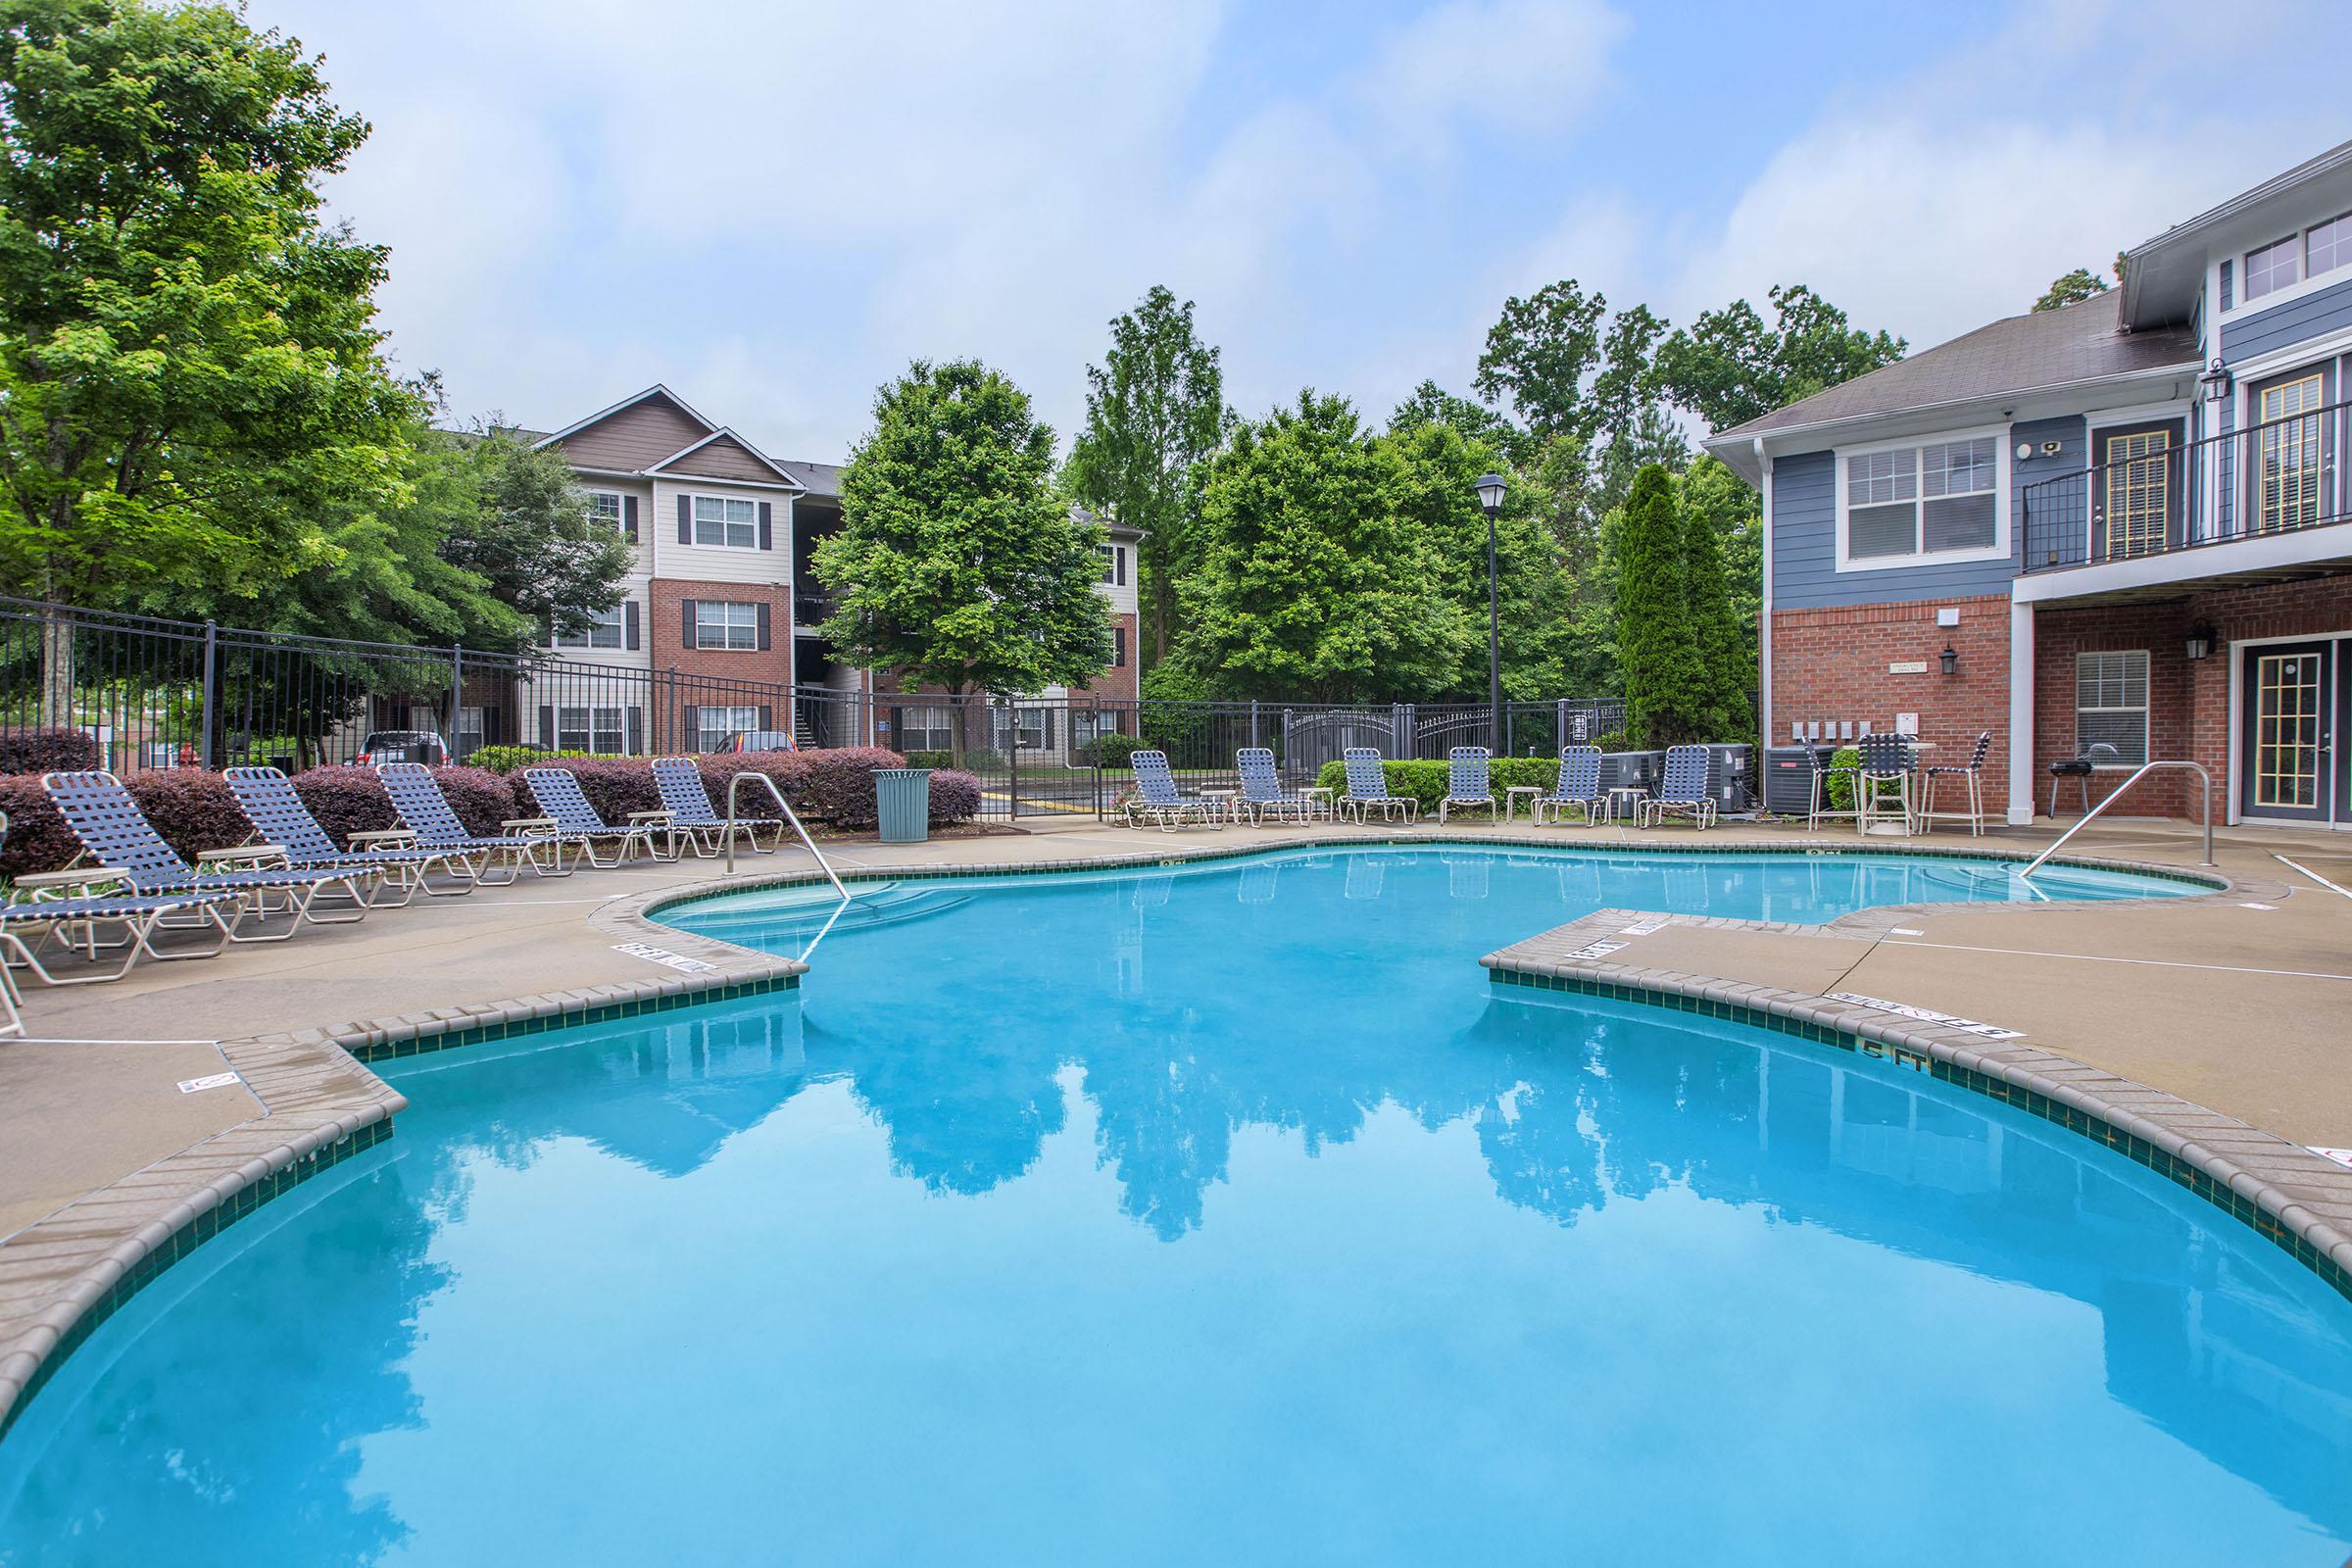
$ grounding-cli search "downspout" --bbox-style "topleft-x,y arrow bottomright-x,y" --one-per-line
1754,437 -> 1773,750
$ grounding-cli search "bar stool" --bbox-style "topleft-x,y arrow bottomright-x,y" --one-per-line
1854,733 -> 1915,835
1919,730 -> 1991,836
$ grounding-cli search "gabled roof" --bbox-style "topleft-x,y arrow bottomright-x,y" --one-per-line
1706,291 -> 2196,456
530,383 -> 719,452
2121,137 -> 2352,330
645,427 -> 804,488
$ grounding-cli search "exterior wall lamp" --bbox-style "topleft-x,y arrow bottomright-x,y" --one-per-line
2197,358 -> 2232,403
1938,644 -> 1958,677
2184,623 -> 2216,661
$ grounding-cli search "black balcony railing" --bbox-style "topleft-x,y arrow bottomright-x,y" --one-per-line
2021,395 -> 2352,572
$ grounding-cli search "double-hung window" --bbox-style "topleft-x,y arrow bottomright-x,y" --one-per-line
585,491 -> 624,532
554,604 -> 624,651
1841,434 -> 2001,565
696,705 -> 759,754
1098,544 -> 1125,585
899,707 -> 955,752
693,495 -> 759,549
2075,652 -> 2148,768
2244,235 -> 2299,301
557,705 -> 628,755
694,601 -> 760,650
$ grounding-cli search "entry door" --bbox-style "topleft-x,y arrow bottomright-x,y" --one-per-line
2094,422 -> 2179,560
2255,371 -> 2328,534
2240,642 -> 2333,823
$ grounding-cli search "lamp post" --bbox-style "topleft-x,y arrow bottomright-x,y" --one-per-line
1474,472 -> 1508,751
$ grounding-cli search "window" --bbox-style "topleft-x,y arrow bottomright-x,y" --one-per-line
554,604 -> 624,651
694,601 -> 760,650
1070,710 -> 1108,750
697,705 -> 759,754
692,494 -> 759,549
898,707 -> 955,752
2075,652 -> 2148,768
585,491 -> 624,531
2309,212 -> 2352,279
993,706 -> 1048,753
1098,543 -> 1126,585
2244,235 -> 2299,301
556,705 -> 628,755
2255,370 -> 2328,532
1841,435 -> 1999,564
456,706 -> 487,760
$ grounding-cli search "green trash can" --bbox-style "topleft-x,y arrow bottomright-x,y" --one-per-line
874,767 -> 932,844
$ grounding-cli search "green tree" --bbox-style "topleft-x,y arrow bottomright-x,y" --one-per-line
1475,279 -> 1605,440
1653,284 -> 1905,433
2034,267 -> 2111,313
815,360 -> 1109,730
437,427 -> 630,645
1172,391 -> 1466,702
1066,285 -> 1226,670
1387,378 -> 1527,462
1672,455 -> 1761,638
0,0 -> 417,617
1612,465 -> 1712,745
1676,467 -> 1753,741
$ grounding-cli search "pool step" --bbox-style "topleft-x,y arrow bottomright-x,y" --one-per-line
677,886 -> 972,941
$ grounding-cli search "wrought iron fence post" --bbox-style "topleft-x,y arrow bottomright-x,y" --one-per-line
1249,699 -> 1259,749
449,644 -> 464,760
1281,708 -> 1294,779
1394,703 -> 1412,758
198,619 -> 218,769
1003,696 -> 1020,819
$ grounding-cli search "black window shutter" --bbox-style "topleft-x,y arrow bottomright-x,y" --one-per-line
623,494 -> 639,542
626,707 -> 644,755
623,600 -> 641,651
758,704 -> 773,730
677,494 -> 692,544
681,599 -> 697,649
681,705 -> 700,749
757,602 -> 771,651
1117,547 -> 1126,586
1114,626 -> 1126,666
538,705 -> 555,746
758,501 -> 773,550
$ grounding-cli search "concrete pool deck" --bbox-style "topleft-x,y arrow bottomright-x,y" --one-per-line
0,811 -> 2348,1430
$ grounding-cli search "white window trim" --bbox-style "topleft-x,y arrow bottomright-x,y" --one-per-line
556,704 -> 629,756
696,706 -> 760,751
693,600 -> 761,651
2217,220 -> 2352,321
553,602 -> 626,652
689,492 -> 761,552
1832,423 -> 2012,572
2074,650 -> 2150,771
584,489 -> 625,533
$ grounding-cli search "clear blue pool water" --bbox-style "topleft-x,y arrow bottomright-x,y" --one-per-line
3,846 -> 2347,1566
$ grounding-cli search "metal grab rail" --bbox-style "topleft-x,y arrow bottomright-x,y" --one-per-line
2020,760 -> 2213,878
725,770 -> 851,903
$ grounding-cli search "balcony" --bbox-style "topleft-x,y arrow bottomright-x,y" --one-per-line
792,590 -> 833,628
2019,397 -> 2352,600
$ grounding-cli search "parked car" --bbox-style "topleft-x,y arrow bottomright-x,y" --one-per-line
354,729 -> 450,765
714,730 -> 797,755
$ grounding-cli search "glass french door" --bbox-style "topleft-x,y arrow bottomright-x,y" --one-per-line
2255,372 -> 2328,533
2239,641 -> 2337,823
2096,423 -> 2176,560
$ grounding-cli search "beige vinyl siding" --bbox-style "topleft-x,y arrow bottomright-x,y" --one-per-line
652,478 -> 794,587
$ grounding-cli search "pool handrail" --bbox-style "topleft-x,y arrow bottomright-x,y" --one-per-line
2019,760 -> 2212,878
724,769 -> 851,905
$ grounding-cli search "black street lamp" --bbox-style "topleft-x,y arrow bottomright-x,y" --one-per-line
1474,472 -> 1508,749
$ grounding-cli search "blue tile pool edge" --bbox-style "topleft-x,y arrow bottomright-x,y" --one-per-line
1487,963 -> 2352,1307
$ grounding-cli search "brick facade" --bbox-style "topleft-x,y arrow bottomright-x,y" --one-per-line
1770,594 -> 2013,812
646,579 -> 795,689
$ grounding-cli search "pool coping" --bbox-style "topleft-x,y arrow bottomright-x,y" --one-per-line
0,831 -> 2300,1446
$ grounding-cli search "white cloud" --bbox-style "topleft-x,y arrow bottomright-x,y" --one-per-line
1363,0 -> 1627,139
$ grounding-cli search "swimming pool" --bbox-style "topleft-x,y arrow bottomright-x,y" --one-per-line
3,846 -> 2346,1564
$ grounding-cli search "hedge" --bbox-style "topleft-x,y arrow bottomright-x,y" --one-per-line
468,745 -> 600,776
514,749 -> 984,833
1311,756 -> 1561,811
0,728 -> 101,775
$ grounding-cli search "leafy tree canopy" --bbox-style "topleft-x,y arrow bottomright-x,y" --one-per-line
436,426 -> 631,645
2033,267 -> 2111,313
1653,283 -> 1905,433
1066,284 -> 1226,670
1388,378 -> 1528,462
815,359 -> 1109,702
0,0 -> 420,612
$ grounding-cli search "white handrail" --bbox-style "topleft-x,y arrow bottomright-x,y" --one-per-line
726,770 -> 851,904
2020,760 -> 2213,878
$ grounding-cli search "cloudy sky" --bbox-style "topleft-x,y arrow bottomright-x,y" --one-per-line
265,0 -> 2339,465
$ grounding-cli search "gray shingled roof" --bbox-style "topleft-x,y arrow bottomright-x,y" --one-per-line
781,460 -> 844,498
1711,291 -> 2196,443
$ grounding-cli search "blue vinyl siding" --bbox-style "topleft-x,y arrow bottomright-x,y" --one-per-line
1770,432 -> 2034,610
2220,273 -> 2352,365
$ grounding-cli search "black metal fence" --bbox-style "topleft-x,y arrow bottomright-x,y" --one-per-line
0,595 -> 1621,821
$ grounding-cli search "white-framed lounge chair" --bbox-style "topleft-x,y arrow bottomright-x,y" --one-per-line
374,761 -> 573,880
520,767 -> 673,867
1437,747 -> 1496,823
1534,745 -> 1606,826
40,770 -> 383,941
0,886 -> 242,990
1125,750 -> 1218,831
649,757 -> 784,857
1340,748 -> 1418,823
1639,745 -> 1718,829
1234,748 -> 1312,824
224,765 -> 488,904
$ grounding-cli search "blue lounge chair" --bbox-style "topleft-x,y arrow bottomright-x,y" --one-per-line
1235,748 -> 1312,824
1437,747 -> 1496,823
650,757 -> 783,857
224,765 -> 487,903
1534,745 -> 1605,826
375,761 -> 572,880
521,767 -> 673,866
1640,745 -> 1718,829
1125,750 -> 1217,831
1340,748 -> 1417,823
1,887 -> 242,989
41,770 -> 382,939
